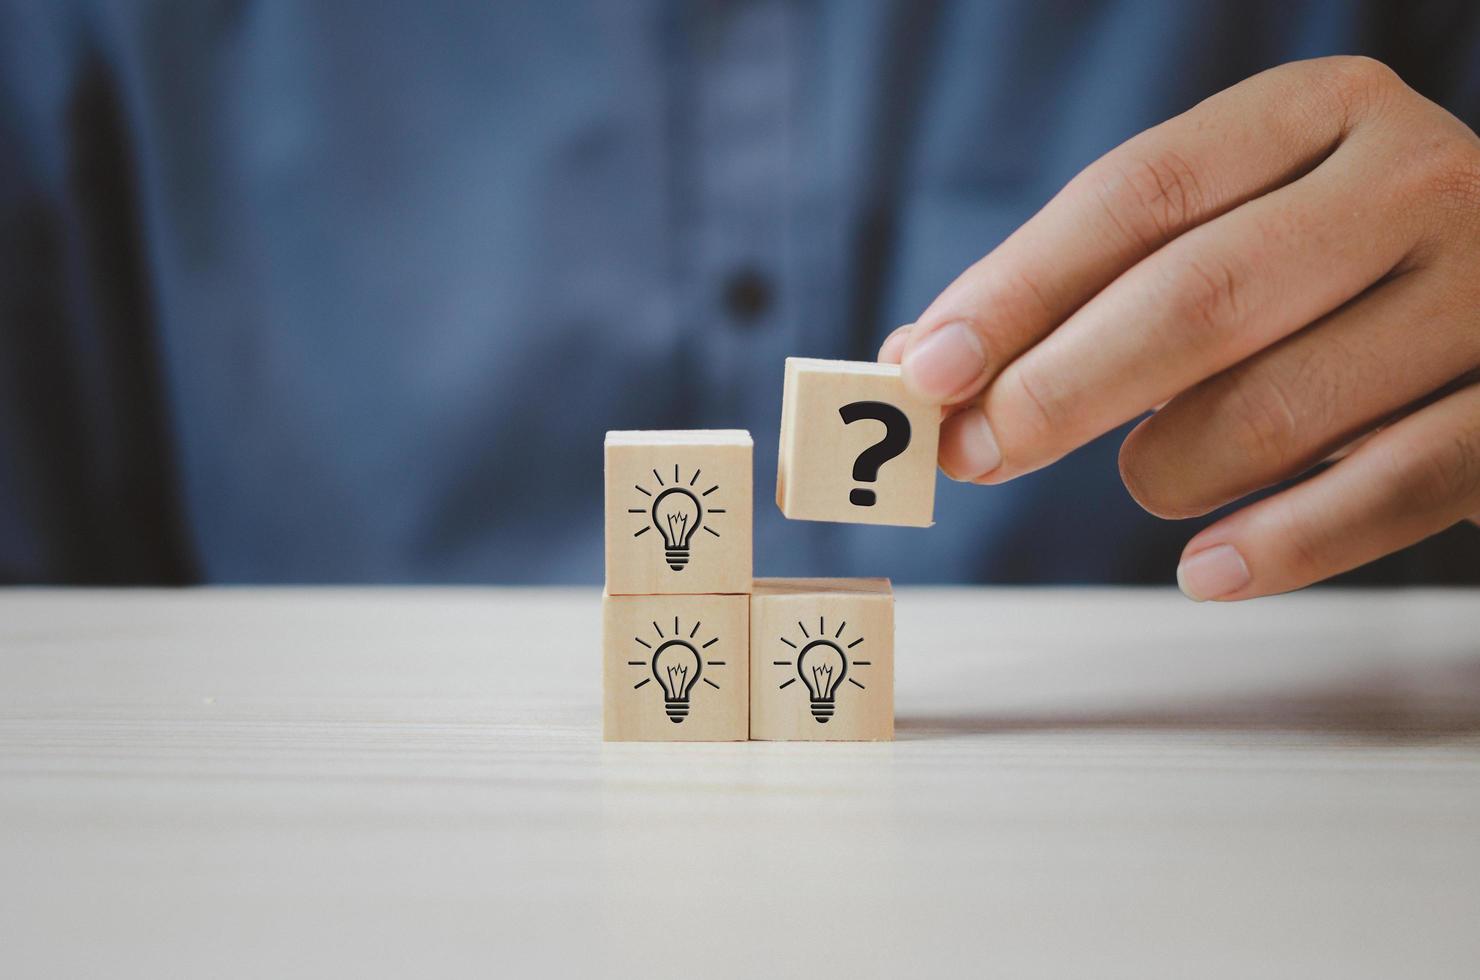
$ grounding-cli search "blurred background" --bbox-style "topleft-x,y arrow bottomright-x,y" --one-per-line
2,0 -> 1478,586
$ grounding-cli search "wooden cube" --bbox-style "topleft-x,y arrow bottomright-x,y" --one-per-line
776,358 -> 939,527
749,578 -> 894,741
603,592 -> 749,741
605,430 -> 753,595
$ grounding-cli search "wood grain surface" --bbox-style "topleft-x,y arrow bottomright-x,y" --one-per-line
2,587 -> 1478,978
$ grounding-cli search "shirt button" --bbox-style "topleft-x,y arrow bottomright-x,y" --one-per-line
721,268 -> 773,323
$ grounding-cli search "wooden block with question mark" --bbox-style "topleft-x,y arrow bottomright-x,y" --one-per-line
749,577 -> 893,741
605,430 -> 753,595
776,358 -> 939,527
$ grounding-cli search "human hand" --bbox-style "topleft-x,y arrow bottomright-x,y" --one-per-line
880,57 -> 1480,601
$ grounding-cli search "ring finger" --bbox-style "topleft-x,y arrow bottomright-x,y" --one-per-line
1119,256 -> 1480,517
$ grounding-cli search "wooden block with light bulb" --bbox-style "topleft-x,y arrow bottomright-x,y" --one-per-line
603,429 -> 752,742
749,577 -> 894,741
604,430 -> 753,596
603,592 -> 749,741
776,358 -> 940,527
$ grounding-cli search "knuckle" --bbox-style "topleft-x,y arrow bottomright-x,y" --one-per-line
1424,137 -> 1480,234
1312,55 -> 1405,120
1002,361 -> 1063,448
1009,266 -> 1057,325
1399,429 -> 1480,513
1441,429 -> 1480,502
1086,170 -> 1159,255
1272,505 -> 1331,583
1114,149 -> 1208,246
1334,54 -> 1402,92
1171,254 -> 1247,334
1223,368 -> 1303,470
1207,368 -> 1302,476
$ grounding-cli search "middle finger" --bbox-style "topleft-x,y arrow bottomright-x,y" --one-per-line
957,125 -> 1423,483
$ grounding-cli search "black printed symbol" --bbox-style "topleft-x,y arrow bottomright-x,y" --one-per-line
630,617 -> 725,724
630,465 -> 726,570
773,617 -> 870,724
839,402 -> 911,507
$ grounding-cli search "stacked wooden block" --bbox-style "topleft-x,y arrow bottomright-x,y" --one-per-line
602,359 -> 939,742
602,430 -> 754,741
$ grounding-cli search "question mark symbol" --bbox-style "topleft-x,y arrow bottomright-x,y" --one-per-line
839,401 -> 912,507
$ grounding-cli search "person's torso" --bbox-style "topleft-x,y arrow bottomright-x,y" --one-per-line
3,0 -> 1477,583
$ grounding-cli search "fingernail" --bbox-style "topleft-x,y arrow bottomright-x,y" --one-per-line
942,408 -> 1002,481
1177,544 -> 1251,601
877,324 -> 912,364
902,321 -> 985,402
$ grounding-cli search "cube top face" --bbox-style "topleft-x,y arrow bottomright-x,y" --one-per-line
604,430 -> 752,595
776,358 -> 939,528
603,593 -> 749,741
751,577 -> 892,599
749,577 -> 894,741
606,429 -> 752,446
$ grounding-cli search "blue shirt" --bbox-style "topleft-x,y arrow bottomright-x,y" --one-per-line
3,0 -> 1478,584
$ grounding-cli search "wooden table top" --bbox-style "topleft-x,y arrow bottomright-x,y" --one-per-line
2,587 -> 1478,978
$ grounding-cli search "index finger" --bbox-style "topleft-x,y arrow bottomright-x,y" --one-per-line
899,56 -> 1387,409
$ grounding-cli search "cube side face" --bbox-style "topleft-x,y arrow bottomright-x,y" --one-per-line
775,360 -> 801,514
605,434 -> 753,595
749,584 -> 894,741
776,361 -> 938,527
603,593 -> 749,741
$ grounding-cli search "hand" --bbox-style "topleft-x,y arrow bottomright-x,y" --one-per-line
880,57 -> 1480,601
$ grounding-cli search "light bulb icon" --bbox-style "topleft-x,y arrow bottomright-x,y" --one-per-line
796,639 -> 848,723
651,638 -> 703,723
629,617 -> 727,725
630,466 -> 726,572
774,618 -> 870,724
652,487 -> 702,571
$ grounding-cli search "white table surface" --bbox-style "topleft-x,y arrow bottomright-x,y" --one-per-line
2,587 -> 1479,979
